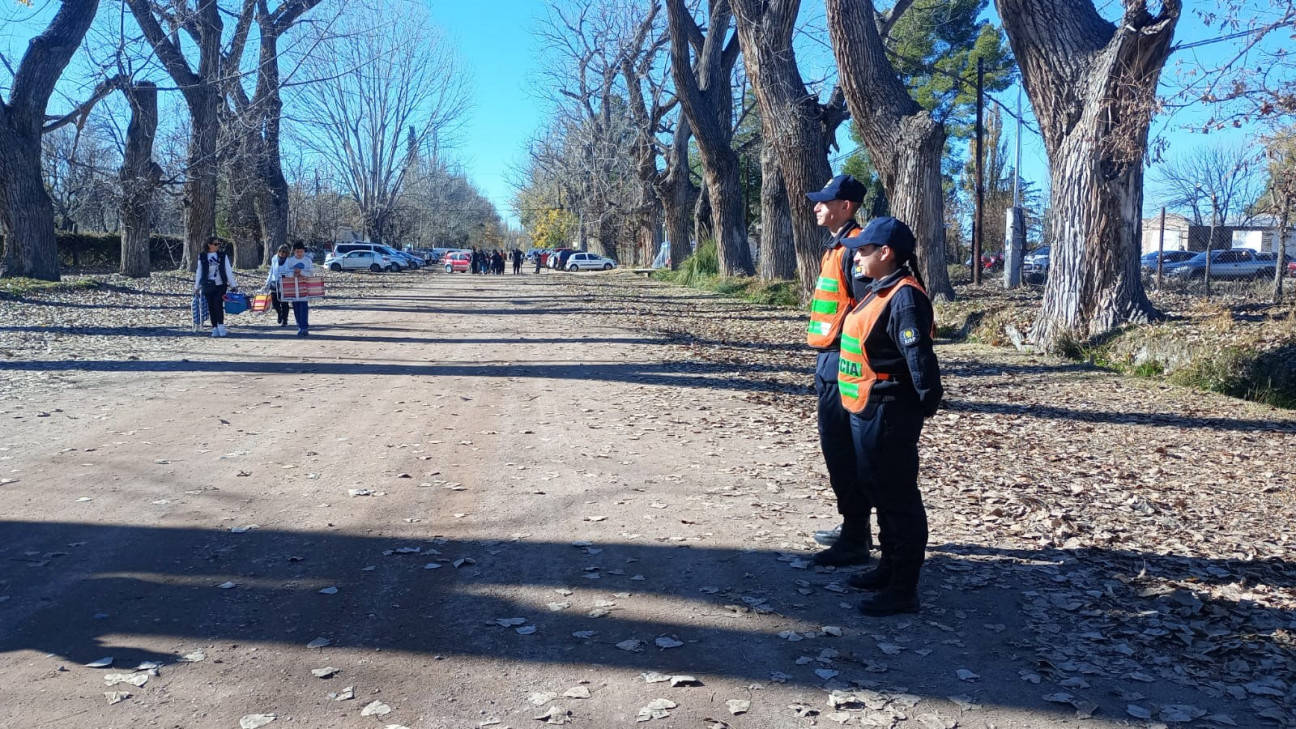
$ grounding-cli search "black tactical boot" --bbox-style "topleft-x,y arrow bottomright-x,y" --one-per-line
810,518 -> 870,567
847,563 -> 892,591
811,539 -> 871,567
813,523 -> 843,546
857,588 -> 919,616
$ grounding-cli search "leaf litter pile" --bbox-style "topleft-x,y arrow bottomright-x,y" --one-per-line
556,273 -> 1296,727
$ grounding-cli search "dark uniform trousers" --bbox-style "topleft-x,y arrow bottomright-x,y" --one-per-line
850,398 -> 927,589
815,350 -> 874,548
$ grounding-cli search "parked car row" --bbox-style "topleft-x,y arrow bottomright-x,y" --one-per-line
1160,249 -> 1285,280
324,242 -> 426,273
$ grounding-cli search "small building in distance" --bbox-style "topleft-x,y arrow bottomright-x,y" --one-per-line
1141,213 -> 1296,258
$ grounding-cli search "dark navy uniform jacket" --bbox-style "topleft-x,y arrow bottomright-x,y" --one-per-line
856,266 -> 943,417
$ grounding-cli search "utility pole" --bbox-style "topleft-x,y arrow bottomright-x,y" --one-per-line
972,57 -> 984,285
1205,192 -> 1218,299
1004,85 -> 1025,288
1156,206 -> 1166,291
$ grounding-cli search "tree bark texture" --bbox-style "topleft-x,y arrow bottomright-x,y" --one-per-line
825,0 -> 954,301
119,82 -> 162,278
663,118 -> 699,270
0,0 -> 100,280
126,0 -> 224,271
732,0 -> 845,293
251,1 -> 319,263
758,140 -> 797,280
995,0 -> 1179,349
694,186 -> 713,253
666,0 -> 755,276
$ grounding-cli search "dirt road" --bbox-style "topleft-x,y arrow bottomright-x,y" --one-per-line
2,271 -> 1293,729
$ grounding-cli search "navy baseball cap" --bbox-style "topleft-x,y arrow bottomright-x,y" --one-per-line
842,216 -> 916,259
806,174 -> 866,203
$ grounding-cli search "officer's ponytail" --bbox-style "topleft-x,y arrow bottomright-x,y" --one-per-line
906,251 -> 927,291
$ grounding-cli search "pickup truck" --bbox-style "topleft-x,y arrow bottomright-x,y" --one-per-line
1163,249 -> 1282,281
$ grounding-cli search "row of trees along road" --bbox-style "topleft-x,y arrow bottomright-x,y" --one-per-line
518,0 -> 1293,351
0,0 -> 496,279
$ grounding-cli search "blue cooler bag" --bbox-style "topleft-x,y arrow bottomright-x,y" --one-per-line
223,291 -> 250,315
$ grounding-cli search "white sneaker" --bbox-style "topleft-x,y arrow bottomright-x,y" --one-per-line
211,327 -> 221,338
216,324 -> 228,337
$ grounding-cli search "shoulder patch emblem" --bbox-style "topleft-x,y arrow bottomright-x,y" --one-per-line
900,327 -> 919,346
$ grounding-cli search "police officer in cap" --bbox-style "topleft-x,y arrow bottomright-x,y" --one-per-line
804,174 -> 877,567
836,217 -> 943,616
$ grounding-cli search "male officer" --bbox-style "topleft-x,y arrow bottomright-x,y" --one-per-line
804,174 -> 875,566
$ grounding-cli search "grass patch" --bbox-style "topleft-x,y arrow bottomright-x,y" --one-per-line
1166,344 -> 1296,409
0,276 -> 101,297
655,242 -> 803,308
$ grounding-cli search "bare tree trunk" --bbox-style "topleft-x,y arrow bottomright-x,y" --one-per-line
694,186 -> 713,250
664,119 -> 699,270
732,0 -> 846,293
120,82 -> 162,278
0,0 -> 100,280
666,0 -> 755,276
996,0 -> 1179,348
759,141 -> 796,280
825,0 -> 955,301
127,0 -> 226,271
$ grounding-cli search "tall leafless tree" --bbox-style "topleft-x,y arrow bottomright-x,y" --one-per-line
294,10 -> 470,245
619,0 -> 699,269
731,0 -> 847,291
665,0 -> 755,276
295,9 -> 471,245
996,0 -> 1179,349
224,0 -> 323,264
0,0 -> 100,280
1150,142 -> 1264,226
825,0 -> 954,300
126,0 -> 243,269
119,81 -> 163,277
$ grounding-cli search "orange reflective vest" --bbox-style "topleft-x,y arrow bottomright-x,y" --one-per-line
806,237 -> 858,349
837,275 -> 926,413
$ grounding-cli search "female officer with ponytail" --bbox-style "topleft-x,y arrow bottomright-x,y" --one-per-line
835,217 -> 943,617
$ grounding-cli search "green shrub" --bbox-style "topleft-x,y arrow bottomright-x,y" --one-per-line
673,239 -> 718,286
1165,344 -> 1295,409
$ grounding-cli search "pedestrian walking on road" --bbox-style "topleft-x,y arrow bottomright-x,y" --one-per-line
266,244 -> 291,327
803,174 -> 877,567
512,248 -> 523,274
193,236 -> 238,337
534,252 -> 543,274
280,242 -> 315,336
836,217 -> 943,617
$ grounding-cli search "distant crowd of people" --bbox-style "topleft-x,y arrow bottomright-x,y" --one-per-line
469,247 -> 525,275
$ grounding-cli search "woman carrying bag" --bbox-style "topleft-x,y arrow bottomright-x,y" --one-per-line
835,217 -> 943,617
193,237 -> 238,337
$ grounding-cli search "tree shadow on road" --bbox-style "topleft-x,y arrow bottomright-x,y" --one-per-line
0,521 -> 1287,724
0,358 -> 806,394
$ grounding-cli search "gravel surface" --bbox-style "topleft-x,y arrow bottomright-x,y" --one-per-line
0,269 -> 1293,729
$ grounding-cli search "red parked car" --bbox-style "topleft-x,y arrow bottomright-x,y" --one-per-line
443,251 -> 471,273
1288,260 -> 1295,277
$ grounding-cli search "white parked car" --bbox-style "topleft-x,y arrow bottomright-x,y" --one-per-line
325,250 -> 390,272
566,252 -> 617,271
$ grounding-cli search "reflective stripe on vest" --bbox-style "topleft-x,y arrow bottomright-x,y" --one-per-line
837,276 -> 926,414
806,246 -> 854,348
